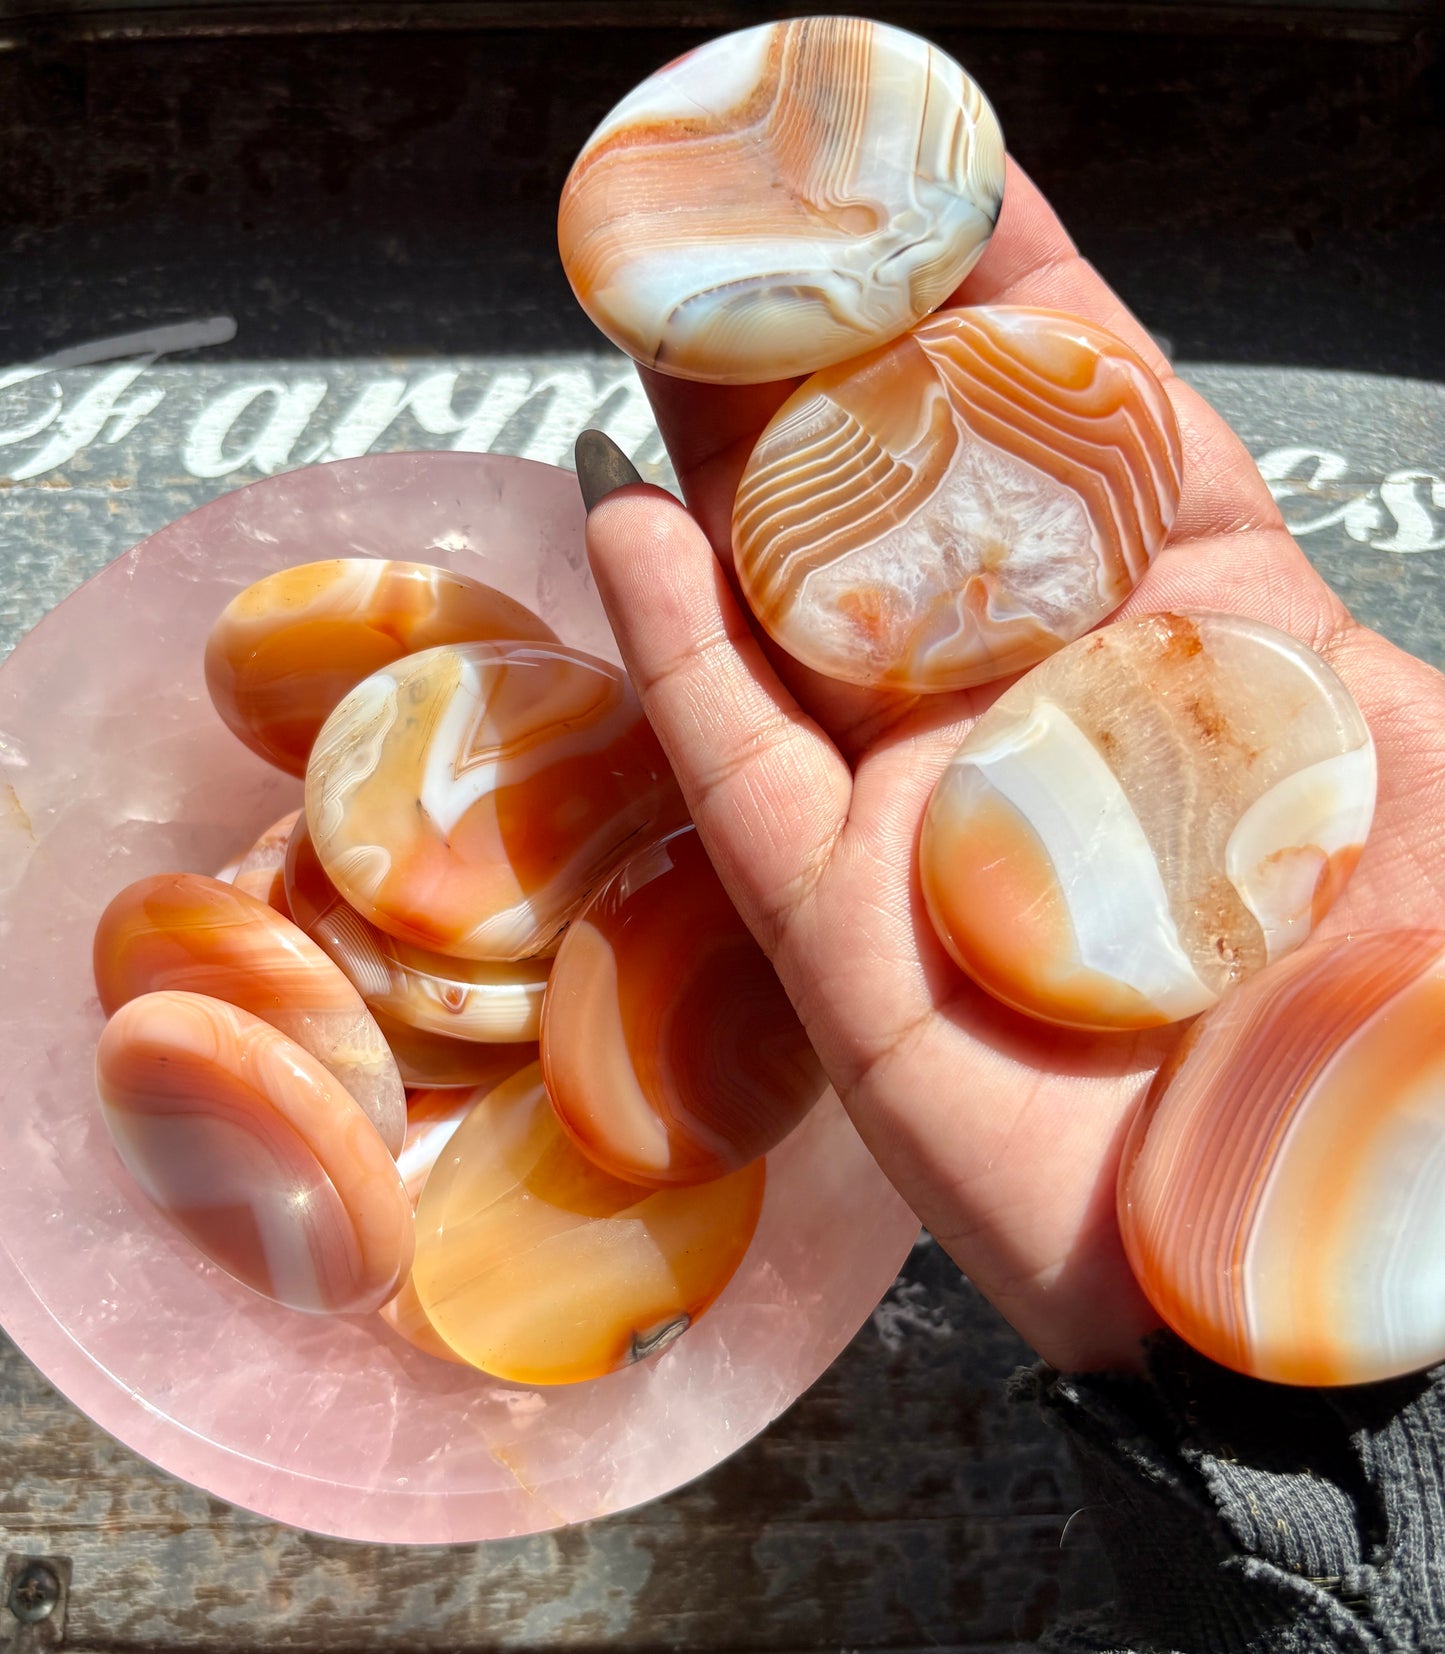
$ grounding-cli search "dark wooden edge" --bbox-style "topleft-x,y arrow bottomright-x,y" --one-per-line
0,0 -> 1437,50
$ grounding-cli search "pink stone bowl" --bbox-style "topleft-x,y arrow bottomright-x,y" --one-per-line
0,452 -> 919,1544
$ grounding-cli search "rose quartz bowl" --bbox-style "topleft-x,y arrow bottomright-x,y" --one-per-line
0,452 -> 918,1544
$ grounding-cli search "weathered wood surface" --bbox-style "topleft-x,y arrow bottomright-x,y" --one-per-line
0,16 -> 1440,1651
0,1241 -> 1104,1652
1,0 -> 1437,47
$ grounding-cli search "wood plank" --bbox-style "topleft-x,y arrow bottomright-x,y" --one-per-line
1,0 -> 1436,47
0,1242 -> 1108,1650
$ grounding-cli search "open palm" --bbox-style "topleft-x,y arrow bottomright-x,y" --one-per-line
582,161 -> 1445,1371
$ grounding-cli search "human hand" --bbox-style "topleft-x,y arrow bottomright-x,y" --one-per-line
577,160 -> 1445,1372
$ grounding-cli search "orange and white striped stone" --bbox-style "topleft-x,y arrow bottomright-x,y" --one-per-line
921,612 -> 1375,1029
285,815 -> 549,1044
542,827 -> 825,1186
373,1010 -> 539,1095
94,872 -> 406,1154
558,18 -> 1004,385
217,807 -> 299,913
411,1064 -> 764,1385
378,1089 -> 485,1364
733,306 -> 1182,691
205,559 -> 555,777
1120,930 -> 1445,1385
96,992 -> 413,1314
305,641 -> 684,961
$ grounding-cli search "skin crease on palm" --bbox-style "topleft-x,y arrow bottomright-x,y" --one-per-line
581,159 -> 1445,1374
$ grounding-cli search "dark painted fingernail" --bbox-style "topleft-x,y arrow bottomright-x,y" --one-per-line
575,429 -> 643,513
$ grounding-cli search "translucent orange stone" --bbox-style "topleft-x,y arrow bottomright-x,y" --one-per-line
94,872 -> 407,1155
412,1064 -> 764,1384
733,306 -> 1183,691
1119,930 -> 1445,1386
285,816 -> 550,1044
373,1010 -> 539,1095
205,559 -> 557,777
221,807 -> 300,912
97,992 -> 414,1314
920,612 -> 1375,1029
542,827 -> 825,1186
305,641 -> 684,961
378,1090 -> 481,1364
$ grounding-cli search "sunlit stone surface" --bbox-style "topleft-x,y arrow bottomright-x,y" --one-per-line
306,640 -> 684,961
374,1011 -> 539,1094
206,559 -> 556,777
543,827 -> 826,1186
229,808 -> 300,911
96,991 -> 414,1314
734,307 -> 1183,690
1120,930 -> 1445,1385
558,17 -> 1004,385
413,1064 -> 765,1385
378,1089 -> 482,1365
94,872 -> 406,1154
921,612 -> 1376,1029
286,816 -> 549,1043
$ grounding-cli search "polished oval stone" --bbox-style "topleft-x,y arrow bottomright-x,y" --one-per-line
558,17 -> 1005,385
921,612 -> 1376,1029
378,1089 -> 482,1364
306,641 -> 684,961
225,807 -> 300,912
542,827 -> 826,1186
96,991 -> 414,1314
206,558 -> 557,777
373,1009 -> 539,1095
94,872 -> 407,1154
1119,930 -> 1445,1385
412,1063 -> 765,1385
379,1272 -> 468,1368
286,815 -> 550,1043
733,307 -> 1183,691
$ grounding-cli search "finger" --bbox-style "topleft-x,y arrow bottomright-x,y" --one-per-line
584,478 -> 852,963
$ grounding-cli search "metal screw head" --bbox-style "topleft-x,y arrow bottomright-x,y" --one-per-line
6,1564 -> 60,1626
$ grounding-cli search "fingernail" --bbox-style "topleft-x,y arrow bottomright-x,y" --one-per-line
575,429 -> 643,513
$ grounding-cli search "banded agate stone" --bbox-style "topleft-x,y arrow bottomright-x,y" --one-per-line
1119,930 -> 1445,1386
305,641 -> 684,961
229,808 -> 300,911
96,992 -> 414,1314
412,1064 -> 764,1384
558,17 -> 1005,385
921,612 -> 1376,1029
542,827 -> 826,1186
206,559 -> 556,777
734,307 -> 1183,691
94,872 -> 406,1155
286,816 -> 550,1044
372,1009 -> 538,1094
378,1089 -> 482,1364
